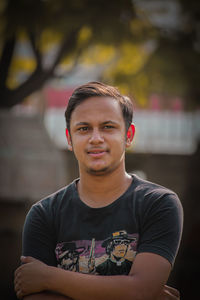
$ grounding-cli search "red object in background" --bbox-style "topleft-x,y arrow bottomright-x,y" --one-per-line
171,97 -> 183,112
44,87 -> 75,108
150,95 -> 161,111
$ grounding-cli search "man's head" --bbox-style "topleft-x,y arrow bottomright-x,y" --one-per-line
102,231 -> 135,259
64,82 -> 135,176
65,81 -> 133,134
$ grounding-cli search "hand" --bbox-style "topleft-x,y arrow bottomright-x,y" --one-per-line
14,256 -> 50,299
157,285 -> 180,300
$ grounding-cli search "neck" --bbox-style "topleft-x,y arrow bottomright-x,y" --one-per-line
77,165 -> 132,208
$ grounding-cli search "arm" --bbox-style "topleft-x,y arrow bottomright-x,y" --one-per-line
15,253 -> 172,300
17,200 -> 72,300
49,252 -> 172,300
23,292 -> 73,300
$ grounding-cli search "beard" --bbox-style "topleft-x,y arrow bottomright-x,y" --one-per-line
85,158 -> 123,176
86,166 -> 112,176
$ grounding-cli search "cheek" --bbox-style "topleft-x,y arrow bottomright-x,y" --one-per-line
72,138 -> 88,159
108,132 -> 125,143
111,137 -> 126,153
71,136 -> 84,149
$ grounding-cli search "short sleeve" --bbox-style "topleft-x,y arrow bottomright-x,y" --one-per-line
22,201 -> 57,266
137,193 -> 183,266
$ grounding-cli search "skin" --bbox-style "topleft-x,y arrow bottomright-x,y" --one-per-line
111,243 -> 128,259
14,96 -> 180,300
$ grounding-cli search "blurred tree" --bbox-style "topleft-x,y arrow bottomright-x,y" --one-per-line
0,0 -> 199,109
103,0 -> 200,109
0,0 -> 138,108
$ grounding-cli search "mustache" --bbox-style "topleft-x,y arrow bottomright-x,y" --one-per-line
86,148 -> 108,152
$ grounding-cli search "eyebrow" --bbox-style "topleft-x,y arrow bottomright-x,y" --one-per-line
75,120 -> 119,127
101,120 -> 119,125
75,122 -> 90,127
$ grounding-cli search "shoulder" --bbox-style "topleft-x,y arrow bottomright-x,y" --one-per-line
131,173 -> 175,196
130,174 -> 182,212
131,173 -> 178,198
131,175 -> 183,265
27,179 -> 78,220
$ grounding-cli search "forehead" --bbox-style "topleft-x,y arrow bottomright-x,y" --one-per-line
70,96 -> 123,124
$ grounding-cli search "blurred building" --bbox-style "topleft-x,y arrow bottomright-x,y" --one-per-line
43,84 -> 200,155
0,110 -> 67,299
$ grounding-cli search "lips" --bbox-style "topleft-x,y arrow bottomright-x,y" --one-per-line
88,150 -> 105,154
87,149 -> 108,157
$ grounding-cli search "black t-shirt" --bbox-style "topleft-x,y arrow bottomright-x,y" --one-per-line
22,174 -> 183,275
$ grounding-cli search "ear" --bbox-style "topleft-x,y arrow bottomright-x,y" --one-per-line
126,123 -> 135,148
65,128 -> 73,151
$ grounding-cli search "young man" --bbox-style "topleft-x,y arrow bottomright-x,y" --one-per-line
14,82 -> 183,300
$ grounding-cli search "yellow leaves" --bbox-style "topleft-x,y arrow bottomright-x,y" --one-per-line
111,43 -> 148,76
4,25 -> 151,109
80,44 -> 116,64
7,57 -> 36,89
134,90 -> 148,108
117,83 -> 130,96
11,57 -> 36,73
78,26 -> 92,46
40,30 -> 62,52
53,27 -> 93,67
60,54 -> 74,66
132,73 -> 149,107
6,77 -> 19,89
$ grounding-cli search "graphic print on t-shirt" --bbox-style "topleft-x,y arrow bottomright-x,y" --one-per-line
55,230 -> 138,275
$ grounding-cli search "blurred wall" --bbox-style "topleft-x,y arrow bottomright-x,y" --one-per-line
0,111 -> 68,299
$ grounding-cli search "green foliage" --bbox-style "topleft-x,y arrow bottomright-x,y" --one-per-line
0,0 -> 137,107
0,0 -> 200,109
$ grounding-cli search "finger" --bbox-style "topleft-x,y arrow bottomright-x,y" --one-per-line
164,290 -> 180,300
162,289 -> 180,300
164,285 -> 180,298
20,255 -> 34,263
15,284 -> 26,300
21,255 -> 42,264
16,289 -> 23,300
15,287 -> 20,296
14,267 -> 20,277
14,271 -> 21,287
15,265 -> 24,275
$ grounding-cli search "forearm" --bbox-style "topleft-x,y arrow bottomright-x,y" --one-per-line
47,268 -> 136,300
15,254 -> 171,300
45,253 -> 171,300
23,291 -> 73,300
46,266 -> 165,300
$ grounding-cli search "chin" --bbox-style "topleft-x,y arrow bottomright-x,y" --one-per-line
86,166 -> 111,176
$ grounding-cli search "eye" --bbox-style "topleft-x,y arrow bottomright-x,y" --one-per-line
103,125 -> 114,129
78,126 -> 89,132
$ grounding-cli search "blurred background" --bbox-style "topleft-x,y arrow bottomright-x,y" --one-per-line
0,0 -> 200,299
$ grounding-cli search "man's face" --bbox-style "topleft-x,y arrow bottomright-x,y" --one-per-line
68,96 -> 128,176
111,240 -> 128,258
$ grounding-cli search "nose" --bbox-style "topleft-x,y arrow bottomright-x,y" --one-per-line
89,128 -> 104,144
